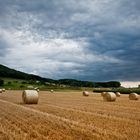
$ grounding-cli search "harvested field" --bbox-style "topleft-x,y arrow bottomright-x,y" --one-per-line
0,90 -> 140,140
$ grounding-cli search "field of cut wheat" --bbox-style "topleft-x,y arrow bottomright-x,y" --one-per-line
0,90 -> 140,140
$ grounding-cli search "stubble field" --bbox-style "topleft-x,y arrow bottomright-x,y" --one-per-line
0,90 -> 140,140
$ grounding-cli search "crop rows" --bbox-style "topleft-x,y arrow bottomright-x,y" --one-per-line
0,90 -> 140,139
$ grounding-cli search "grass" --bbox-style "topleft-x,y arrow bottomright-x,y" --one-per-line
1,78 -> 140,93
0,78 -> 93,91
93,87 -> 140,94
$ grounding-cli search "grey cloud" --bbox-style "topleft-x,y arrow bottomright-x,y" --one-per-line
0,36 -> 10,57
0,0 -> 140,81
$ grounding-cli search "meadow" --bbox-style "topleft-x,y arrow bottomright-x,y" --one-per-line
0,90 -> 140,140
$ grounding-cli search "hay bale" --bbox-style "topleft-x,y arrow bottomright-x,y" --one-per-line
129,93 -> 139,100
34,87 -> 40,92
36,89 -> 40,92
115,92 -> 121,97
83,91 -> 89,96
22,90 -> 39,104
50,89 -> 54,93
101,92 -> 107,97
0,89 -> 2,93
103,92 -> 116,102
2,88 -> 5,92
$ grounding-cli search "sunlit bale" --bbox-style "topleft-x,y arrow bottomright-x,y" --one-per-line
2,88 -> 6,92
0,89 -> 2,93
34,87 -> 40,92
129,93 -> 139,100
22,90 -> 39,104
101,92 -> 107,97
83,91 -> 89,96
50,89 -> 54,93
103,92 -> 116,102
115,92 -> 121,97
37,89 -> 40,92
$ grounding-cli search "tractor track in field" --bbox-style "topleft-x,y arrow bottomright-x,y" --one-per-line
0,99 -> 128,140
0,91 -> 140,139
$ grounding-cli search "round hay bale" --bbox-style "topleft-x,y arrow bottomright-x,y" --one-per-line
101,92 -> 107,97
103,92 -> 116,102
83,91 -> 89,96
115,92 -> 121,97
129,93 -> 139,100
36,89 -> 40,92
34,87 -> 40,92
22,90 -> 39,104
50,89 -> 54,93
2,88 -> 5,92
0,89 -> 2,93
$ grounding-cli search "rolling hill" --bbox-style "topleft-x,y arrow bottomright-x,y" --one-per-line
0,64 -> 55,83
0,64 -> 120,88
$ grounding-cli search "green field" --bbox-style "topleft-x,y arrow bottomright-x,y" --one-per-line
93,87 -> 140,94
0,78 -> 140,94
0,78 -> 83,91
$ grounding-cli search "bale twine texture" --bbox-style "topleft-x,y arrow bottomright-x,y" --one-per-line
22,90 -> 39,104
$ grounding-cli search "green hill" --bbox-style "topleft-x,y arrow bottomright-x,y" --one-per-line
0,64 -> 120,88
0,64 -> 55,83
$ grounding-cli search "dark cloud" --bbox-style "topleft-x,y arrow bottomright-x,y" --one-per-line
0,36 -> 10,57
0,0 -> 140,82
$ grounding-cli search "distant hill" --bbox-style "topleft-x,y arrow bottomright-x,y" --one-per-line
0,64 -> 55,83
0,64 -> 120,88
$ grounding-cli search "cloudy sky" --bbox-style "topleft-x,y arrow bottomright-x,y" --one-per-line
0,0 -> 140,82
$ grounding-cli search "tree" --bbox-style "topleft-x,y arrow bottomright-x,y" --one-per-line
7,81 -> 11,85
0,79 -> 4,86
94,81 -> 121,88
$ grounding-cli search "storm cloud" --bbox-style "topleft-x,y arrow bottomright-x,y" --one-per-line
0,0 -> 140,82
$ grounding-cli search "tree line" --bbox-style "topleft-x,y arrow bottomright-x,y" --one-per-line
0,64 -> 121,88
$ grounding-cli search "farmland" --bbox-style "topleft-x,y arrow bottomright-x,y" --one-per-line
0,90 -> 140,140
